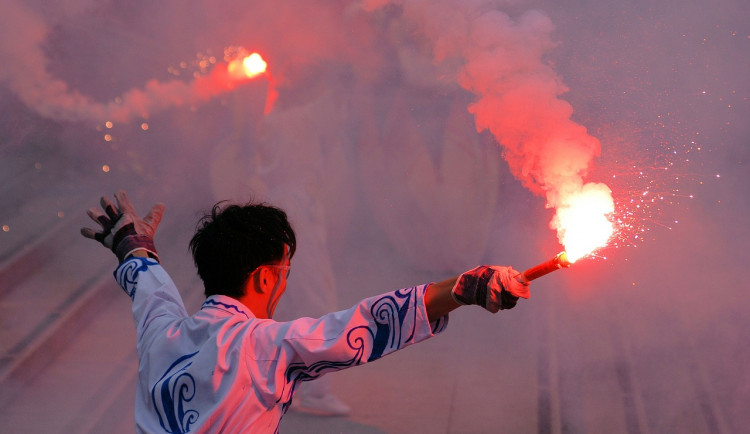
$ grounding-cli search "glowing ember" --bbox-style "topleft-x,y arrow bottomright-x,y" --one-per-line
552,183 -> 615,263
243,53 -> 267,76
227,52 -> 267,79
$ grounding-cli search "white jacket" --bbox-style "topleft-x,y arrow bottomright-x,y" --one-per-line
114,257 -> 448,433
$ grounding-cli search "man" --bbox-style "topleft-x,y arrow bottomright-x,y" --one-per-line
81,190 -> 530,433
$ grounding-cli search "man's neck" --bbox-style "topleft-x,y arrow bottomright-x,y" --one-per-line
236,293 -> 270,319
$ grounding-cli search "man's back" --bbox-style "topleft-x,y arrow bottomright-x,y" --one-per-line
136,296 -> 284,432
117,257 -> 445,433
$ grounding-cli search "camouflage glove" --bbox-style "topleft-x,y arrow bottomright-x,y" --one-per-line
451,265 -> 530,313
81,190 -> 165,262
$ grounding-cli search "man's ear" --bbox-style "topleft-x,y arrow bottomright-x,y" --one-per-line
251,267 -> 276,294
245,268 -> 266,295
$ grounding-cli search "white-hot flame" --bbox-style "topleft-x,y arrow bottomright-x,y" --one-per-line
552,183 -> 614,262
242,53 -> 268,76
228,52 -> 267,80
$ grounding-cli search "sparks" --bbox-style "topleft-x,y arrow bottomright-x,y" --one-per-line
584,118 -> 713,256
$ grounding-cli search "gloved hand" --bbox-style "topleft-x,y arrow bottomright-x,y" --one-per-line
451,265 -> 530,313
80,190 -> 165,262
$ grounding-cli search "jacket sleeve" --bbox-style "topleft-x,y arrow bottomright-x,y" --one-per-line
114,257 -> 189,354
246,284 -> 449,408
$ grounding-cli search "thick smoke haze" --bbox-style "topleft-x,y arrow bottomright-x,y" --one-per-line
0,0 -> 747,432
1,0 -> 613,254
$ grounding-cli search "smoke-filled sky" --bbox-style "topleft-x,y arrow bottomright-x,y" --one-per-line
0,0 -> 748,432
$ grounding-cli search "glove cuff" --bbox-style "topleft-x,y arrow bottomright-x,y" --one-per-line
115,234 -> 159,263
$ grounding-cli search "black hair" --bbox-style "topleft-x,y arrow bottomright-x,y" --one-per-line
189,201 -> 296,298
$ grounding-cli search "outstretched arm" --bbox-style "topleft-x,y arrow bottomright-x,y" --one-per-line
424,277 -> 460,322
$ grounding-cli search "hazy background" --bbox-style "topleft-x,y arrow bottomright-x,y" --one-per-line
0,0 -> 747,432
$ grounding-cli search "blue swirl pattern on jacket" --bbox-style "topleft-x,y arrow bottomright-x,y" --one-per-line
280,286 -> 426,412
152,352 -> 200,433
114,257 -> 158,300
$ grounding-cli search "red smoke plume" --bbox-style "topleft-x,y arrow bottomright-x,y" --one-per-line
364,0 -> 614,259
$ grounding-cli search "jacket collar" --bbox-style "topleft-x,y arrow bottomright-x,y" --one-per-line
202,295 -> 254,320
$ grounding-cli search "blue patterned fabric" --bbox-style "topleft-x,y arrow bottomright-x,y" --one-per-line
113,259 -> 448,433
114,257 -> 158,299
